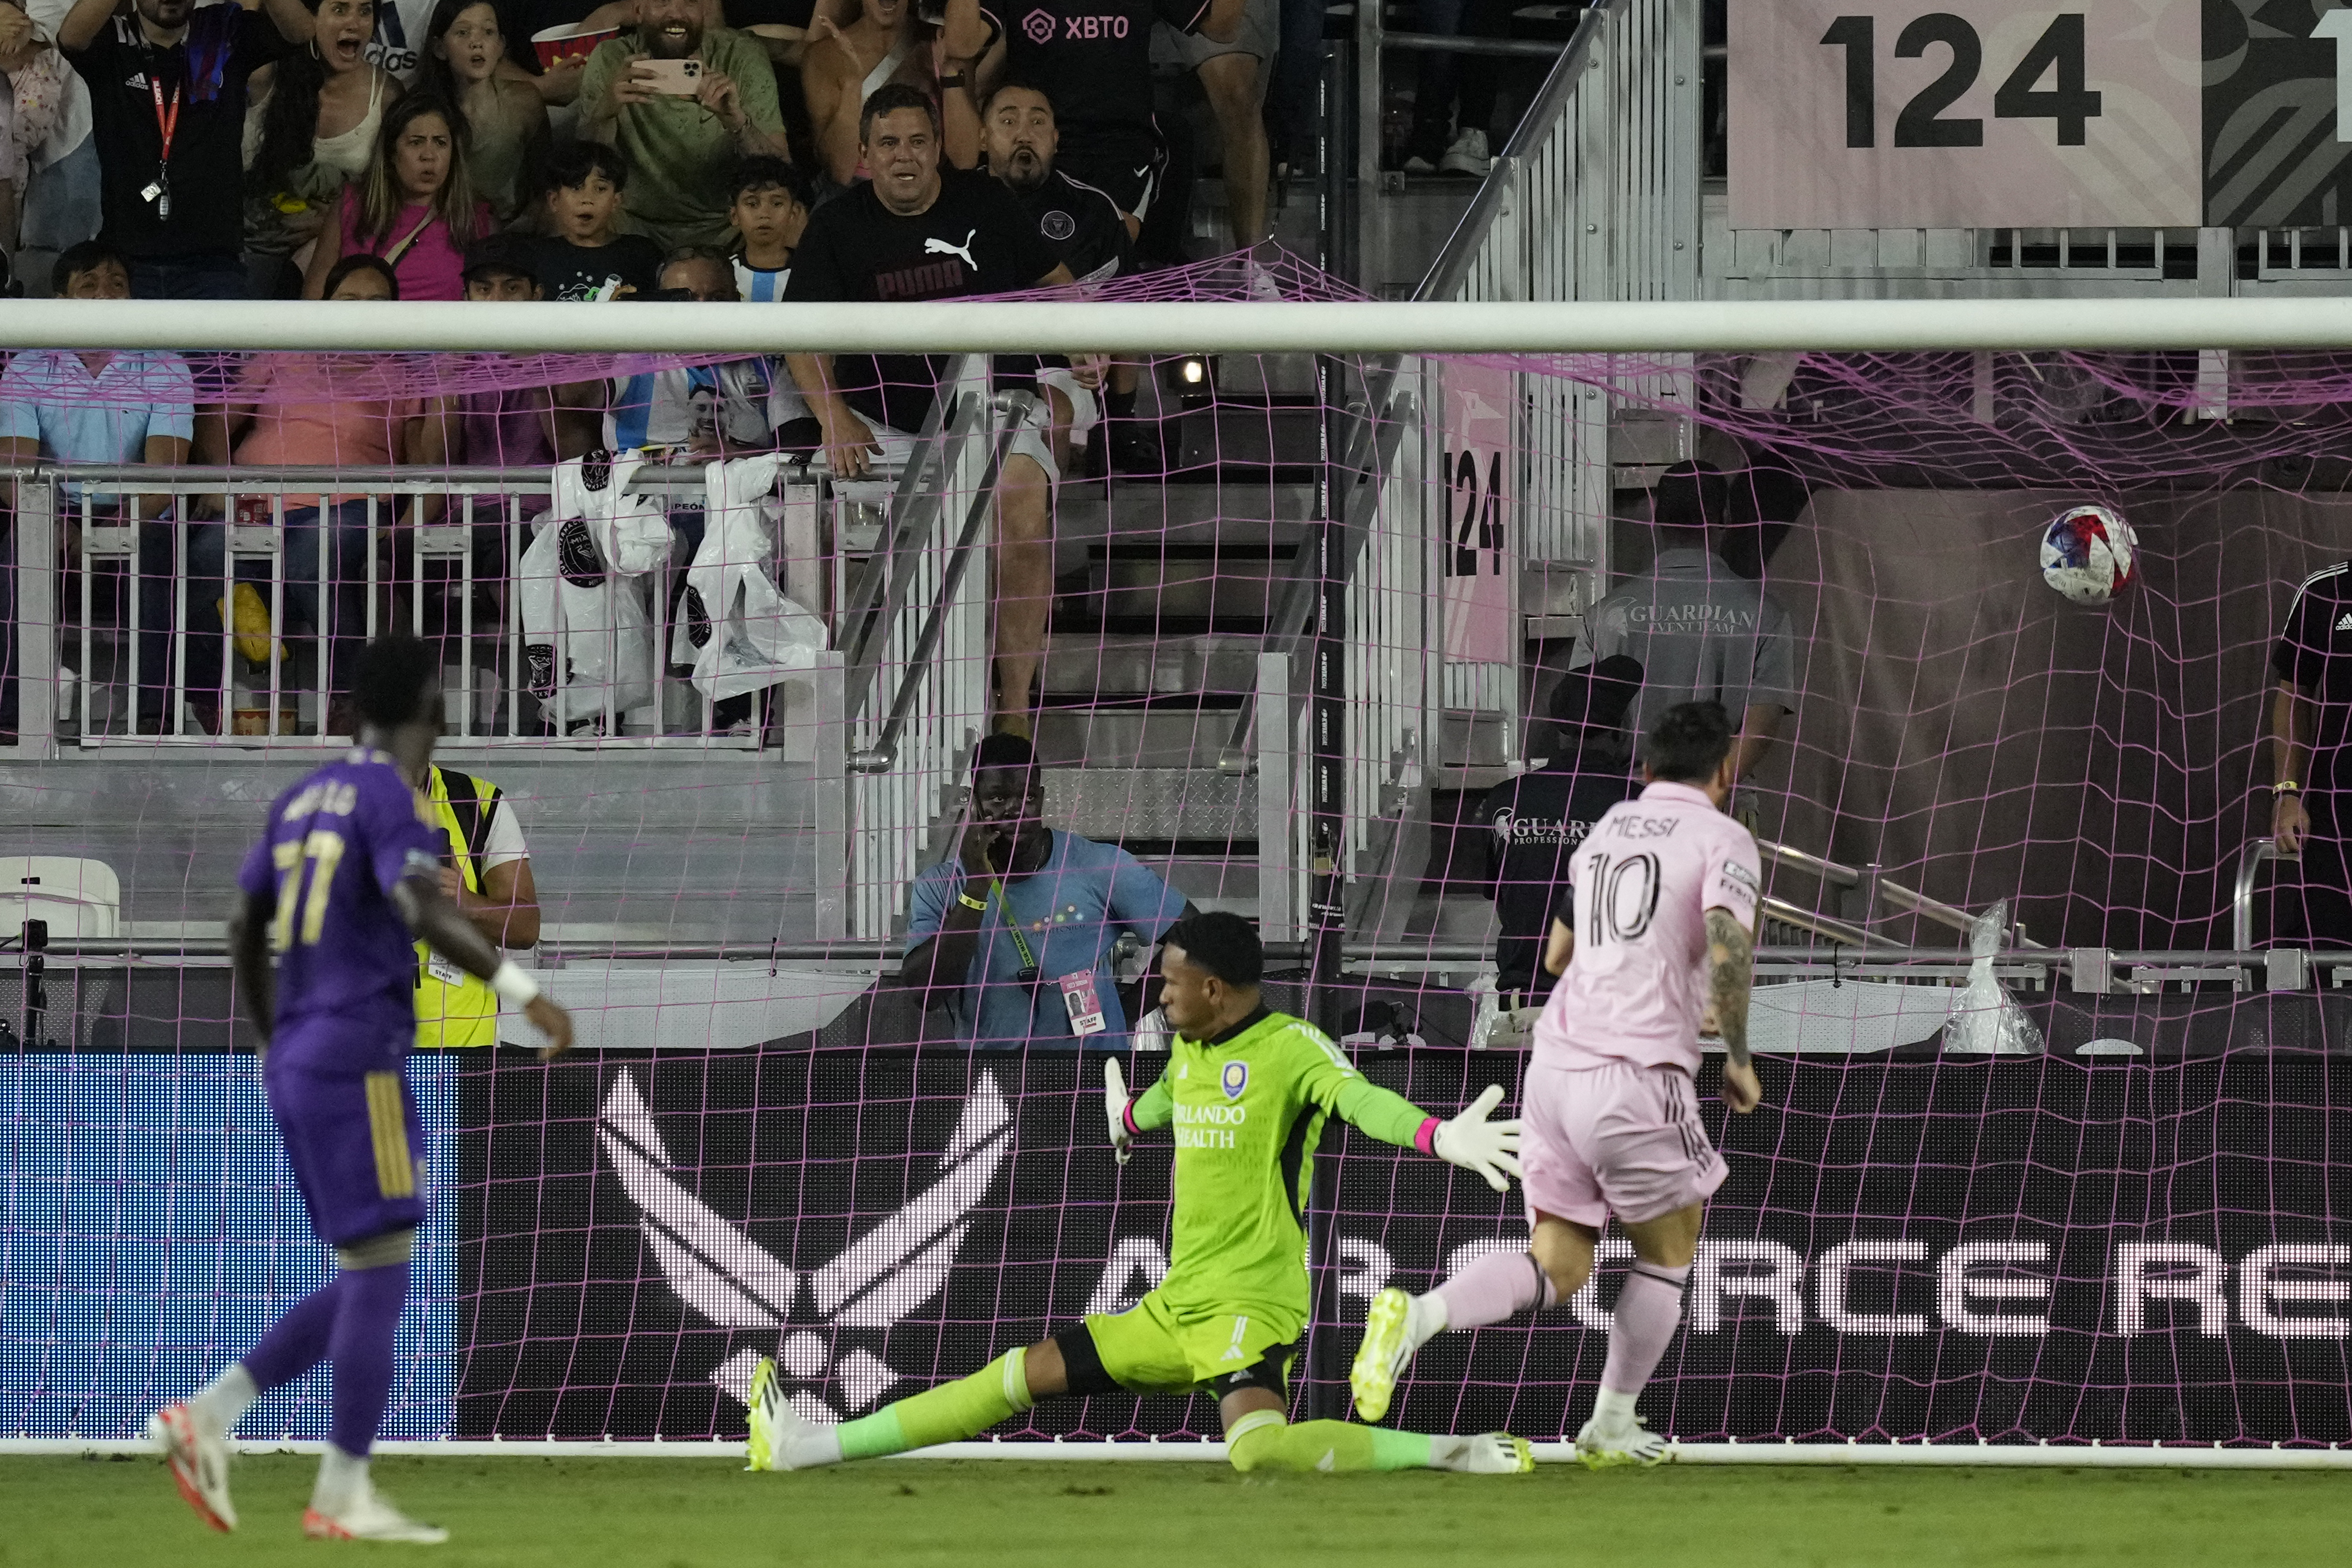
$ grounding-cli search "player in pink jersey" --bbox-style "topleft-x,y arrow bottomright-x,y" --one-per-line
1347,701 -> 1764,1466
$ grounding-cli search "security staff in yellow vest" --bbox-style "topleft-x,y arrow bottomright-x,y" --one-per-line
415,765 -> 541,1048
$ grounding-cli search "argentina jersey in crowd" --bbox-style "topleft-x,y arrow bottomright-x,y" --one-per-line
235,748 -> 443,1067
783,167 -> 1059,433
990,0 -> 1210,147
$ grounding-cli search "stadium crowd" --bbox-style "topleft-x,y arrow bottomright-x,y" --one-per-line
0,0 -> 1591,740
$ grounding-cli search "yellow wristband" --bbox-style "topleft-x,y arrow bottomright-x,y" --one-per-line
2274,782 -> 2301,793
958,892 -> 987,912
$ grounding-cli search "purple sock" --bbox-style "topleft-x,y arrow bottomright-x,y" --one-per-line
242,1274 -> 344,1392
327,1261 -> 409,1458
1600,1262 -> 1690,1396
1435,1250 -> 1557,1330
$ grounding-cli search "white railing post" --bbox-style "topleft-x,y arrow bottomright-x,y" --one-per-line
1254,651 -> 1295,943
806,652 -> 849,941
14,472 -> 58,757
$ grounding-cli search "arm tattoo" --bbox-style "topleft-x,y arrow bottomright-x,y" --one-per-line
1704,908 -> 1756,1068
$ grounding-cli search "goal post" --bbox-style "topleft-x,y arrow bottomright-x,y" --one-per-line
6,265 -> 2352,1462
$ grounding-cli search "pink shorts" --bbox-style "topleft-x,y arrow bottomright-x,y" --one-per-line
1520,1059 -> 1727,1229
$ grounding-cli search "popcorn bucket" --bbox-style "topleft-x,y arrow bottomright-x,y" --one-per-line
532,22 -> 618,68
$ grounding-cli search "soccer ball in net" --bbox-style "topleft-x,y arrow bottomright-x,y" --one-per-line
2038,505 -> 2139,606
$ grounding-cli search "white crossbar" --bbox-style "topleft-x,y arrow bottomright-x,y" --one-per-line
16,298 -> 2352,354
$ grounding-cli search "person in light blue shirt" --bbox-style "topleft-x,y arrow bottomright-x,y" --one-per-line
0,241 -> 216,732
898,732 -> 1194,1050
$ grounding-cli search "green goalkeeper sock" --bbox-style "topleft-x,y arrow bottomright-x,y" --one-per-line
1225,1410 -> 1433,1473
837,1347 -> 1035,1460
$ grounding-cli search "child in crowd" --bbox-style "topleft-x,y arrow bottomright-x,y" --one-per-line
727,155 -> 810,302
305,94 -> 490,301
421,0 -> 549,225
530,143 -> 663,302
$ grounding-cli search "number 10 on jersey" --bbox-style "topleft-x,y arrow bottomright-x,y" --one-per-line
1729,0 -> 2199,231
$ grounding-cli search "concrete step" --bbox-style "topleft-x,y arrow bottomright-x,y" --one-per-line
1163,398 -> 1324,475
1036,702 -> 1247,772
1039,632 -> 1265,700
1042,764 -> 1254,846
1055,541 -> 1286,630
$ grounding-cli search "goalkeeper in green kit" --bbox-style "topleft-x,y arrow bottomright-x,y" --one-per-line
746,911 -> 1533,1476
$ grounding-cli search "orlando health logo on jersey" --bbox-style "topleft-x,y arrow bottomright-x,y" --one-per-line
598,1069 -> 1013,1422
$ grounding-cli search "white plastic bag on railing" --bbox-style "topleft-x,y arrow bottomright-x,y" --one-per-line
1942,899 -> 2044,1055
519,452 -> 666,728
668,453 -> 826,702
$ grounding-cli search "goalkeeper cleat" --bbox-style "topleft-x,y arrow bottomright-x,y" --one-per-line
745,1355 -> 780,1472
1575,1412 -> 1669,1469
303,1486 -> 450,1544
1430,1431 -> 1535,1474
147,1400 -> 236,1533
1350,1286 -> 1420,1422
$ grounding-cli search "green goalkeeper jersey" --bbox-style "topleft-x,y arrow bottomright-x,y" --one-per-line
1126,1008 -> 1437,1336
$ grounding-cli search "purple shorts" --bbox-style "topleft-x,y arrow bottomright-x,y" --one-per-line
1520,1059 -> 1727,1229
265,1022 -> 426,1246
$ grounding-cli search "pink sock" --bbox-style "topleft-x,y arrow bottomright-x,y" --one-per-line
1600,1262 -> 1690,1396
1434,1250 -> 1557,1331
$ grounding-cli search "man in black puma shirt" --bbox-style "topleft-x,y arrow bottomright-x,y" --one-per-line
783,81 -> 1073,735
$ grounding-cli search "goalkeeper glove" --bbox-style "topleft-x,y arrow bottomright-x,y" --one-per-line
1432,1083 -> 1521,1192
1105,1057 -> 1133,1166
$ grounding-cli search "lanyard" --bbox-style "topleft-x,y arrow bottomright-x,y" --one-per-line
989,878 -> 1040,976
150,76 -> 181,168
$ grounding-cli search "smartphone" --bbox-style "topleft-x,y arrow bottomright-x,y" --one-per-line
633,56 -> 703,95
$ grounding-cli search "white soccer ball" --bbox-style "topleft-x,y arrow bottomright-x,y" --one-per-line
2038,505 -> 2140,607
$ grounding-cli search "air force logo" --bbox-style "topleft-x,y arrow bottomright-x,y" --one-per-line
1220,1059 -> 1249,1099
598,1068 -> 1013,1423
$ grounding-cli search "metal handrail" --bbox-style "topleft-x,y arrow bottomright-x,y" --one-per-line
1762,897 -> 1883,949
1413,5 -> 1607,302
1383,31 -> 1576,59
1211,6 -> 1610,780
1757,836 -> 2040,946
847,391 -> 1031,773
837,384 -> 986,727
2234,837 -> 2301,953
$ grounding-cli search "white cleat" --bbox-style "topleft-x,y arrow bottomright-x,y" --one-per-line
303,1486 -> 450,1544
1431,1431 -> 1536,1474
1349,1287 -> 1422,1423
745,1355 -> 840,1471
146,1400 -> 236,1533
1574,1411 -> 1669,1469
746,1355 -> 782,1472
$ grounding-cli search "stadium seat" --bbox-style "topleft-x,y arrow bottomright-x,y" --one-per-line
0,856 -> 124,940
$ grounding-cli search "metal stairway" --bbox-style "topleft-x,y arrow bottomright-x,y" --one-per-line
1036,352 -> 1327,914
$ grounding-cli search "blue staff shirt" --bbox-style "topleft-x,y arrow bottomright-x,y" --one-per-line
905,830 -> 1186,1050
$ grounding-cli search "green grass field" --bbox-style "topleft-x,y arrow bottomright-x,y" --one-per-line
4,1456 -> 2349,1567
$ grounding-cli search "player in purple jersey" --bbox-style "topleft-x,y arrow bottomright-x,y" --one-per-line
1346,702 -> 1764,1467
144,635 -> 573,1546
